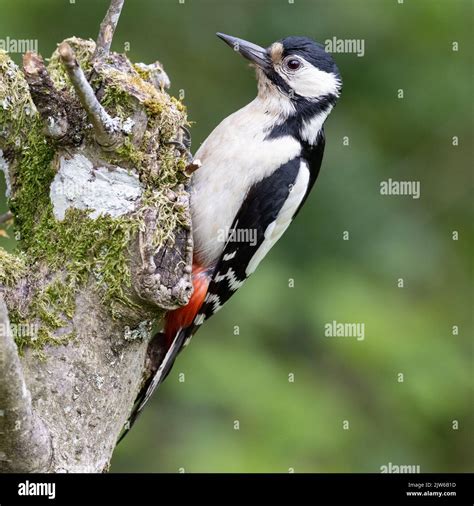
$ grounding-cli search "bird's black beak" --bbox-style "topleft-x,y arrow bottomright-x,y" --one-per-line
216,33 -> 272,72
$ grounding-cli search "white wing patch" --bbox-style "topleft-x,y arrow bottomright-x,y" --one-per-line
214,267 -> 246,291
245,161 -> 310,276
193,313 -> 206,326
205,293 -> 223,313
223,251 -> 237,261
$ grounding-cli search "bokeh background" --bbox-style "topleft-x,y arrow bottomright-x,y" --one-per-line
0,0 -> 472,472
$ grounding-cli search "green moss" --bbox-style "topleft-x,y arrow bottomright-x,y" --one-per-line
102,84 -> 135,122
10,276 -> 77,356
31,209 -> 140,303
143,97 -> 165,117
171,96 -> 187,113
9,123 -> 56,246
0,248 -> 26,286
7,206 -> 143,349
115,137 -> 145,168
102,84 -> 131,107
0,51 -> 37,151
133,64 -> 151,82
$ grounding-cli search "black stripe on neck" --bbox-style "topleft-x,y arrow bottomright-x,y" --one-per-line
265,93 -> 337,142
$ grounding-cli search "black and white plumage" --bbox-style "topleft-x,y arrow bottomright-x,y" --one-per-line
190,34 -> 340,332
192,154 -> 315,331
119,33 -> 341,441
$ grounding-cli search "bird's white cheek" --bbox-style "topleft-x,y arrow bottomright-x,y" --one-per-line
280,66 -> 340,98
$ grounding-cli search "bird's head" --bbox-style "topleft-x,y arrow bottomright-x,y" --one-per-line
217,33 -> 342,105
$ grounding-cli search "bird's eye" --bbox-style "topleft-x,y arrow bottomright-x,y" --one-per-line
285,58 -> 301,71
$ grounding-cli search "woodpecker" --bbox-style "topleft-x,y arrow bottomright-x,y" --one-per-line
120,33 -> 341,440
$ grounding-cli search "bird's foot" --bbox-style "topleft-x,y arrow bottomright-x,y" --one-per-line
165,125 -> 192,159
165,125 -> 201,175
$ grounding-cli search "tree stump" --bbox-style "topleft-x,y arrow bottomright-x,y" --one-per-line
0,0 -> 193,472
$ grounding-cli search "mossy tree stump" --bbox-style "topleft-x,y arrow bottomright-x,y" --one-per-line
0,0 -> 193,472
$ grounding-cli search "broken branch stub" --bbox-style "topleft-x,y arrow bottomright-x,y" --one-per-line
58,41 -> 122,149
22,52 -> 69,140
93,0 -> 125,61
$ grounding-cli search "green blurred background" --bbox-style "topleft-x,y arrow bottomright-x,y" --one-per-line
0,0 -> 472,472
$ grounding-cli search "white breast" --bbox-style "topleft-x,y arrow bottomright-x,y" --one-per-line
190,99 -> 302,266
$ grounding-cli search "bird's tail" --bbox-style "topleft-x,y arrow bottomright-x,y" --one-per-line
116,264 -> 210,444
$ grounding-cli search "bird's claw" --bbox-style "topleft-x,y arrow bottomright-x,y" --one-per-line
180,125 -> 192,150
165,125 -> 201,175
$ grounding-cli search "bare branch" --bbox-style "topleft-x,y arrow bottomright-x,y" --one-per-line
0,211 -> 13,224
58,42 -> 121,148
93,0 -> 125,61
0,295 -> 52,472
22,52 -> 69,140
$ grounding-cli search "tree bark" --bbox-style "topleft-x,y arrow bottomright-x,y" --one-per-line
0,0 -> 192,472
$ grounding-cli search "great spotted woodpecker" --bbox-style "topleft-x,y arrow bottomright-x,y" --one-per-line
120,33 -> 341,440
